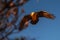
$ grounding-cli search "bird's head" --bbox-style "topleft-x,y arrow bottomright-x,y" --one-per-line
30,12 -> 35,16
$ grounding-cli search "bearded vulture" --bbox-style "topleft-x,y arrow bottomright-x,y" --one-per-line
19,11 -> 55,31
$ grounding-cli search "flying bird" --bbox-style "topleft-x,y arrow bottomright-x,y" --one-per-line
19,11 -> 55,31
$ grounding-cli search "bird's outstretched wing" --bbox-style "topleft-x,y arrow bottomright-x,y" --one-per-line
37,11 -> 55,19
19,15 -> 31,31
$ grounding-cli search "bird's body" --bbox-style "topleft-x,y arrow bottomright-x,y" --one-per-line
19,11 -> 55,31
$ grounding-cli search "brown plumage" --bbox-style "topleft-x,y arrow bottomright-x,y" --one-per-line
19,11 -> 55,31
19,15 -> 31,31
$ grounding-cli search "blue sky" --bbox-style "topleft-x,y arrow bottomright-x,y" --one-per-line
9,0 -> 60,40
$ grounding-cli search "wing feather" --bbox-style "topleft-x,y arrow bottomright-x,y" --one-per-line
19,15 -> 31,31
37,11 -> 55,19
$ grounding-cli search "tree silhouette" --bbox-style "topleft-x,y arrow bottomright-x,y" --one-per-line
0,0 -> 29,40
